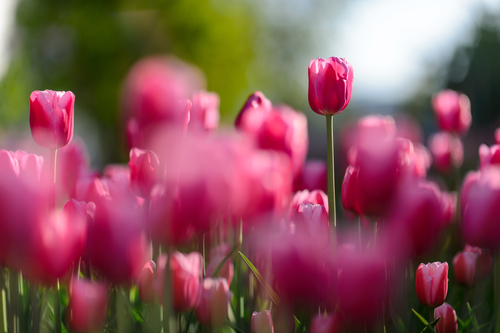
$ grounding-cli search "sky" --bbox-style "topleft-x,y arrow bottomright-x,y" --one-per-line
0,0 -> 499,106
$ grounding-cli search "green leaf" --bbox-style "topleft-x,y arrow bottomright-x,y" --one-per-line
238,251 -> 280,306
412,309 -> 438,333
226,321 -> 244,333
212,240 -> 241,278
466,303 -> 480,333
389,305 -> 406,333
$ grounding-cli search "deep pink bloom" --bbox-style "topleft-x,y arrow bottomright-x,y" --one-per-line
290,189 -> 328,216
479,144 -> 500,169
461,166 -> 500,250
206,244 -> 234,286
432,90 -> 471,135
30,90 -> 75,149
434,303 -> 457,333
234,91 -> 272,129
251,310 -> 274,333
74,175 -> 111,203
195,278 -> 231,328
138,260 -> 156,303
308,57 -> 353,115
156,252 -> 203,312
293,160 -> 327,193
495,128 -> 500,144
416,262 -> 448,308
341,165 -> 361,216
66,279 -> 108,333
309,313 -> 345,333
293,204 -> 329,248
355,115 -> 396,145
396,139 -> 431,179
429,132 -> 463,173
189,91 -> 220,133
128,148 -> 160,199
453,248 -> 477,287
56,140 -> 90,199
0,150 -> 44,183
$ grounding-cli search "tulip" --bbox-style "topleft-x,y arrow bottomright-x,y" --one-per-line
156,252 -> 203,312
397,139 -> 432,179
432,90 -> 471,135
195,278 -> 231,328
453,249 -> 477,288
479,144 -> 500,169
138,260 -> 156,303
293,160 -> 327,193
416,262 -> 449,308
434,303 -> 457,333
308,57 -> 353,115
234,91 -> 272,129
66,279 -> 108,333
0,150 -> 44,183
355,115 -> 396,146
466,245 -> 493,281
341,165 -> 361,216
293,204 -> 329,248
428,132 -> 463,173
128,148 -> 160,199
189,91 -> 220,133
56,140 -> 90,200
495,128 -> 500,144
30,90 -> 75,149
309,313 -> 344,333
290,189 -> 328,217
206,244 -> 234,286
251,310 -> 274,333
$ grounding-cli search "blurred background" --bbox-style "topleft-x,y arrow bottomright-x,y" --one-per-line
0,0 -> 499,169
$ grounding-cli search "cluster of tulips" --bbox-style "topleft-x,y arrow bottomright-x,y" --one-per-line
0,54 -> 497,333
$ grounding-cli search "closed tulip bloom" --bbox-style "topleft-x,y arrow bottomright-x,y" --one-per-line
67,279 -> 108,333
309,313 -> 344,333
432,90 -> 471,135
0,150 -> 44,183
195,278 -> 231,328
341,165 -> 361,216
290,189 -> 328,217
434,303 -> 457,333
355,115 -> 396,145
293,204 -> 329,248
128,148 -> 160,199
308,57 -> 353,115
252,310 -> 274,333
235,91 -> 272,129
453,249 -> 478,287
416,262 -> 449,308
189,91 -> 220,133
465,245 -> 492,281
30,90 -> 75,149
479,144 -> 500,169
138,260 -> 156,304
429,132 -> 463,173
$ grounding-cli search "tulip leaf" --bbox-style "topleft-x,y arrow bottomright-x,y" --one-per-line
466,303 -> 480,333
212,240 -> 241,279
226,321 -> 245,333
411,309 -> 438,333
389,305 -> 406,333
238,251 -> 280,306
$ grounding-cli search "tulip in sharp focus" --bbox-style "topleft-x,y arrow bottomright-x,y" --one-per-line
434,303 -> 457,333
308,57 -> 353,115
67,279 -> 108,333
195,278 -> 231,328
416,262 -> 448,308
432,90 -> 471,135
252,310 -> 274,333
30,90 -> 75,149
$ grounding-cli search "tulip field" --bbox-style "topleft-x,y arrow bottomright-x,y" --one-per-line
0,54 -> 498,333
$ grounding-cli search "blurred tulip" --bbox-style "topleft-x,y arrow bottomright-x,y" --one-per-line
290,189 -> 328,217
397,139 -> 431,179
428,132 -> 463,172
461,166 -> 500,250
416,262 -> 448,308
235,91 -> 272,129
128,148 -> 160,199
453,248 -> 477,287
434,303 -> 457,333
156,252 -> 203,312
206,244 -> 234,286
56,140 -> 90,200
195,278 -> 231,328
30,90 -> 75,149
0,150 -> 44,183
293,159 -> 327,193
309,313 -> 344,333
138,260 -> 156,304
341,165 -> 361,216
252,310 -> 274,333
432,90 -> 471,135
308,57 -> 353,115
495,128 -> 500,144
356,115 -> 396,145
67,279 -> 108,333
293,204 -> 329,248
189,91 -> 220,132
479,144 -> 500,169
466,245 -> 492,281
74,175 -> 111,204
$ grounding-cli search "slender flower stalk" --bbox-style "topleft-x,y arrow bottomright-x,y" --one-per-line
326,114 -> 336,230
494,253 -> 500,333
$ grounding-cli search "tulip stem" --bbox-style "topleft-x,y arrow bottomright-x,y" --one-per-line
163,248 -> 172,333
326,114 -> 337,230
54,280 -> 61,333
30,284 -> 40,333
494,252 -> 500,333
49,148 -> 57,212
429,308 -> 434,323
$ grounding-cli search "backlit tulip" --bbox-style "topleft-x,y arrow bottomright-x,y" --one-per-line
128,148 -> 160,199
429,132 -> 463,173
67,279 -> 108,333
290,189 -> 328,216
235,91 -> 272,129
432,90 -> 471,135
195,278 -> 231,328
416,262 -> 448,308
252,310 -> 274,333
30,90 -> 75,149
341,165 -> 361,216
293,204 -> 329,248
56,140 -> 90,200
308,57 -> 353,115
434,303 -> 457,333
138,260 -> 156,303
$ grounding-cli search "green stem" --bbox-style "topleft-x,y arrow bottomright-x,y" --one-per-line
326,114 -> 337,230
429,307 -> 434,324
494,252 -> 500,333
30,284 -> 40,333
0,267 -> 5,333
163,248 -> 171,333
54,280 -> 61,333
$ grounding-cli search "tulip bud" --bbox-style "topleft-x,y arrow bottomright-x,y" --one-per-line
251,310 -> 274,333
235,91 -> 272,129
195,278 -> 231,328
428,132 -> 463,173
128,148 -> 160,199
138,260 -> 156,303
479,144 -> 500,169
293,204 -> 329,248
452,250 -> 478,287
308,57 -> 353,116
341,165 -> 361,215
416,262 -> 449,308
434,303 -> 457,333
293,160 -> 327,193
432,90 -> 471,135
67,279 -> 108,333
30,90 -> 75,149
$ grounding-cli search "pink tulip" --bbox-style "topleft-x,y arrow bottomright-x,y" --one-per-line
189,91 -> 220,133
195,278 -> 231,328
290,189 -> 328,216
416,262 -> 448,308
293,160 -> 327,193
308,57 -> 353,115
156,252 -> 203,312
128,148 -> 160,199
66,279 -> 108,333
138,260 -> 156,304
56,140 -> 90,199
251,310 -> 274,333
432,90 -> 471,135
234,91 -> 272,129
466,245 -> 492,281
461,166 -> 500,250
309,313 -> 345,333
479,144 -> 500,169
341,165 -> 361,216
428,132 -> 463,172
434,303 -> 457,333
30,90 -> 75,149
453,249 -> 478,287
495,128 -> 500,144
293,204 -> 329,248
0,150 -> 44,183
74,175 -> 111,204
206,244 -> 234,286
396,139 -> 431,179
355,115 -> 396,146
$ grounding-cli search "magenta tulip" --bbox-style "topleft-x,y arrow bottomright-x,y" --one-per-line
234,91 -> 272,129
293,160 -> 327,193
429,132 -> 463,173
128,148 -> 160,199
189,91 -> 220,133
479,144 -> 500,169
434,303 -> 457,333
416,262 -> 448,308
30,90 -> 75,149
251,310 -> 274,333
195,278 -> 231,328
432,90 -> 471,135
308,57 -> 353,115
138,260 -> 156,304
293,204 -> 329,248
67,279 -> 108,333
